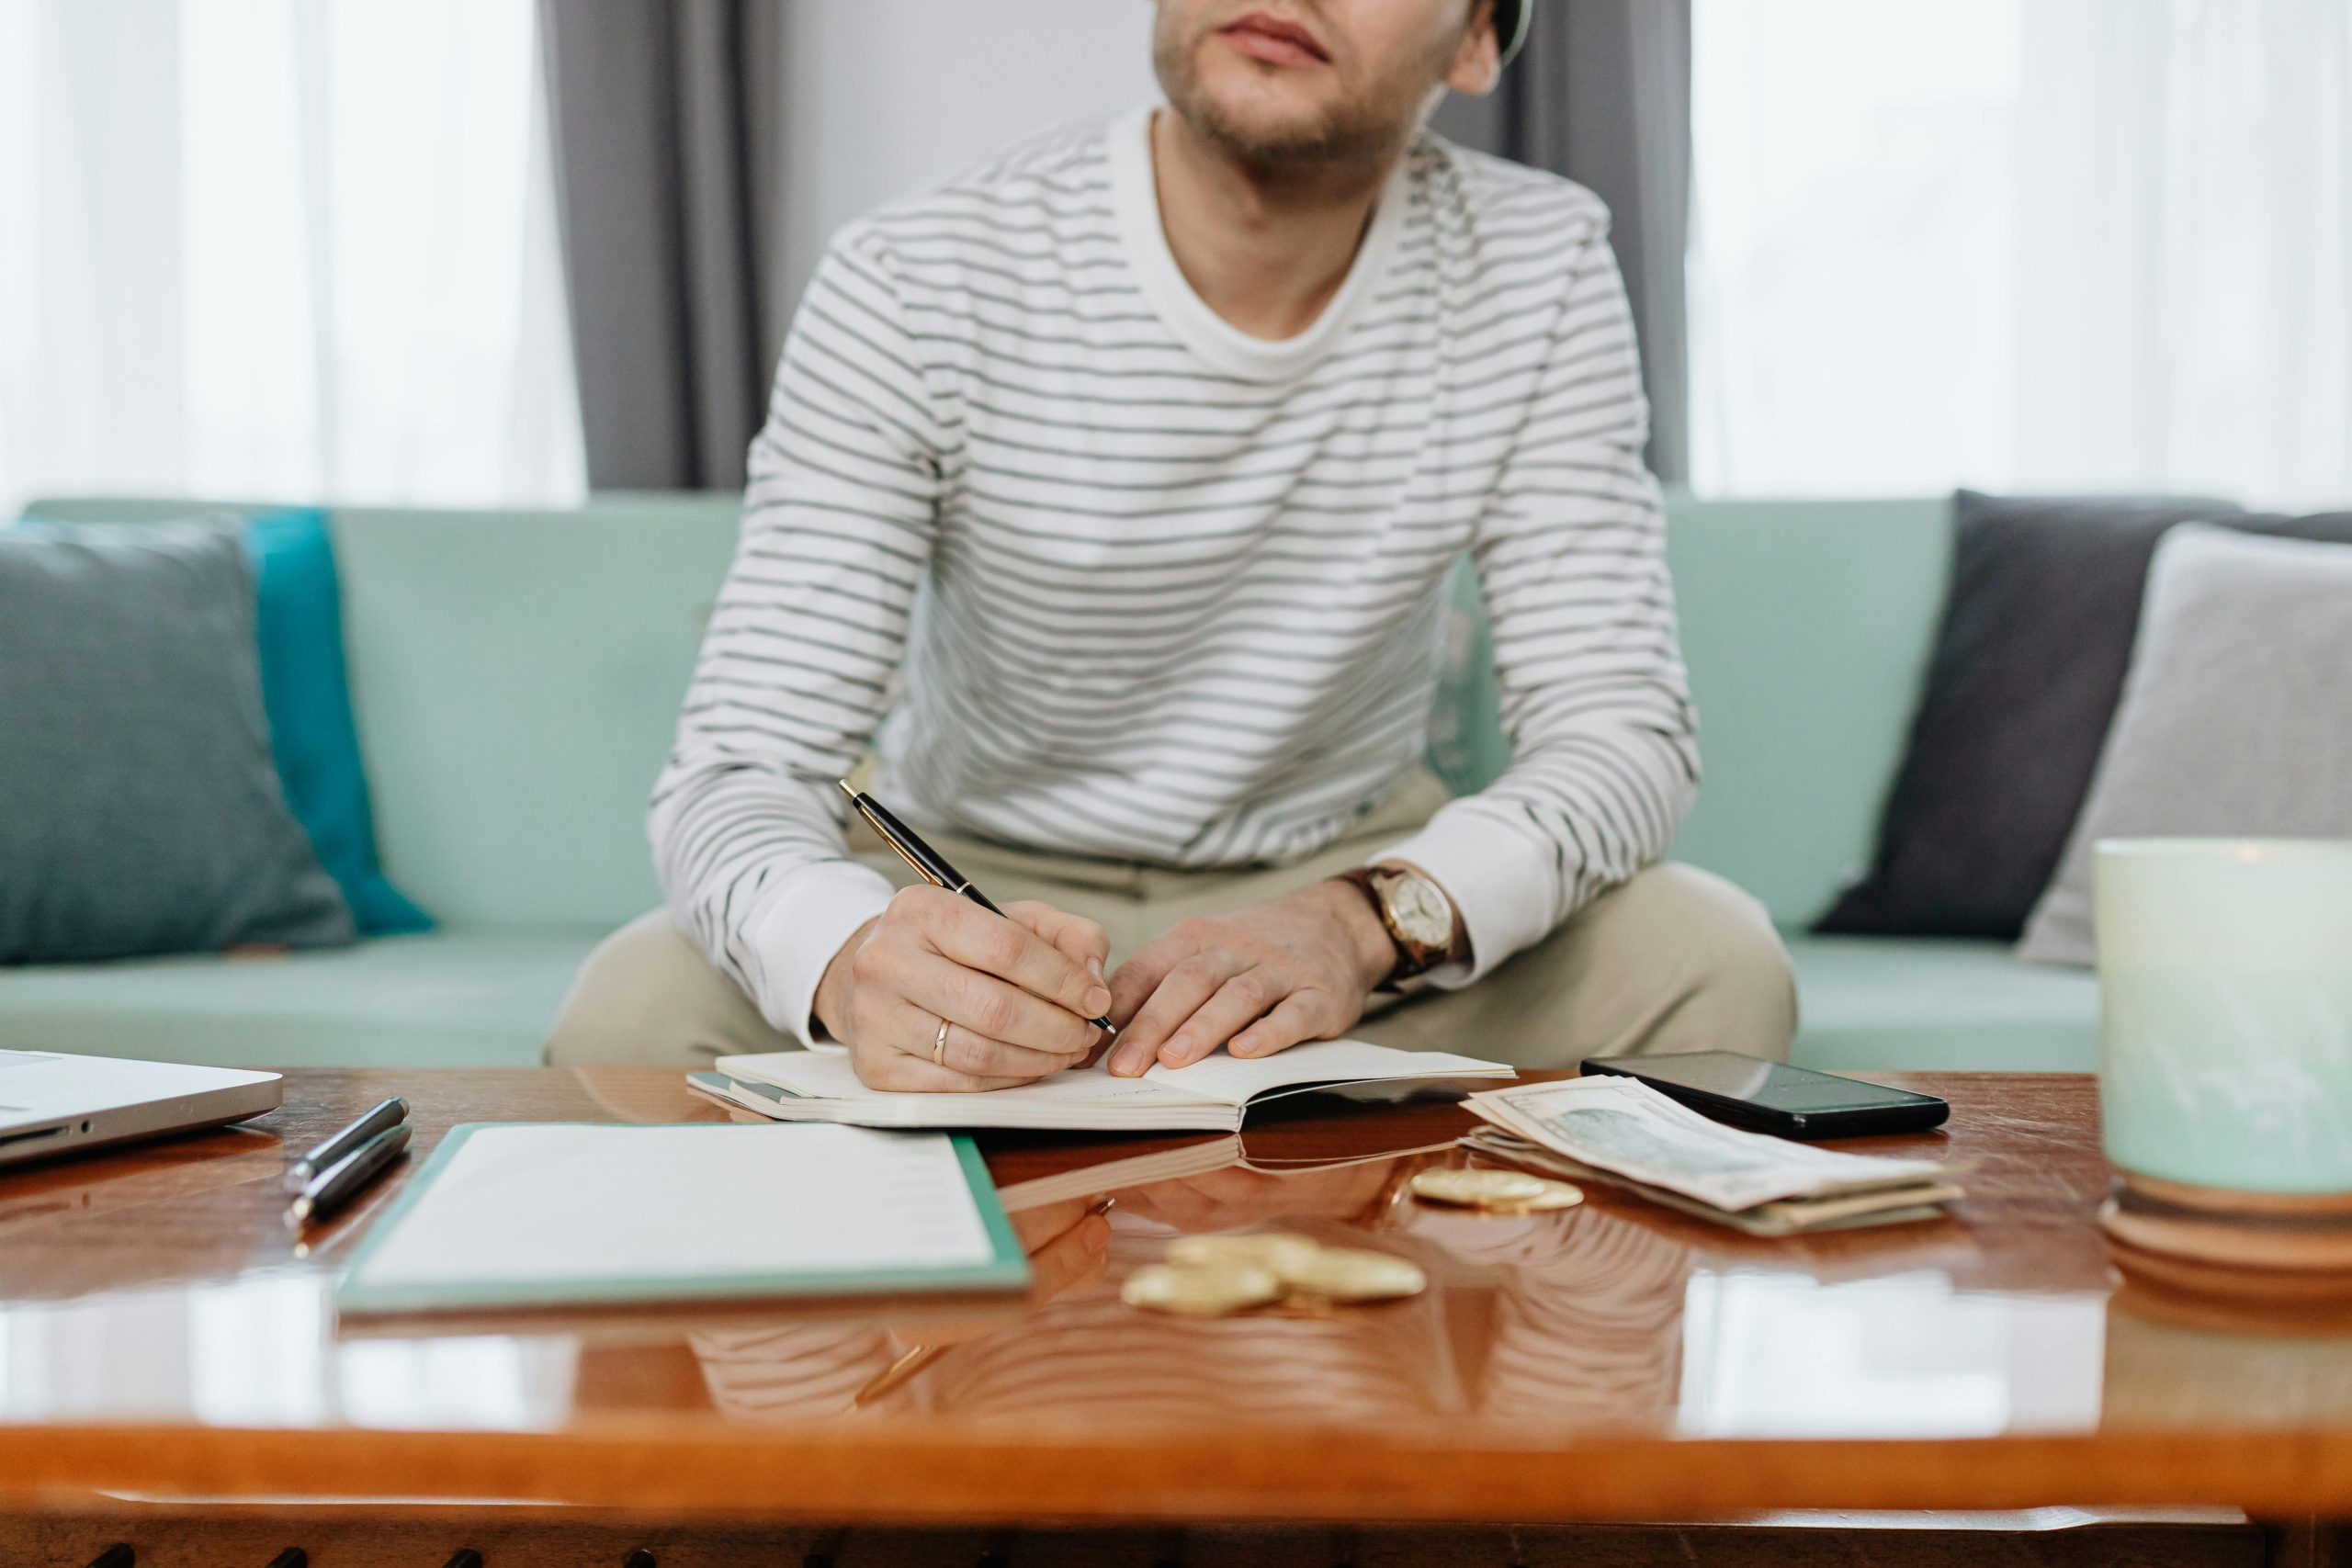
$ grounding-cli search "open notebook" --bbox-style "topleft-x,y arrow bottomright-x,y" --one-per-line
691,1038 -> 1513,1133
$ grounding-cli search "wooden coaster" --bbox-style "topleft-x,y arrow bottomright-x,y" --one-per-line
2123,1169 -> 2352,1219
2100,1170 -> 2352,1301
2105,1224 -> 2352,1312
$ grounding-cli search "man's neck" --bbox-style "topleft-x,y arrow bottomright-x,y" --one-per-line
1149,109 -> 1398,343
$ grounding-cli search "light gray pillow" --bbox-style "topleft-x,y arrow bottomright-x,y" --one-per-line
2018,525 -> 2352,965
0,523 -> 356,962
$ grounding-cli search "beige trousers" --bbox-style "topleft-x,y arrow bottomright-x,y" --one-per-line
543,772 -> 1797,1072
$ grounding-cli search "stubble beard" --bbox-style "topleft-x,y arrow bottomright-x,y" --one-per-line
1152,18 -> 1440,170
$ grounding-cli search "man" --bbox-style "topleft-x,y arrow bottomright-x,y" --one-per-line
548,0 -> 1796,1087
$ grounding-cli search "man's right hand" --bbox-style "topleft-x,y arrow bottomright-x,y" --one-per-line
810,886 -> 1114,1092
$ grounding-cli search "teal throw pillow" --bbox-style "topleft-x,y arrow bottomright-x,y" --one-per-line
242,509 -> 433,935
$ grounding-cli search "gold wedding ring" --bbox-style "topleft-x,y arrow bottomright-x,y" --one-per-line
932,1016 -> 951,1067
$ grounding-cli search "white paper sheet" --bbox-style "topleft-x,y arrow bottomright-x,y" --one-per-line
1143,1040 -> 1514,1101
723,1048 -> 1226,1108
350,1124 -> 995,1290
722,1037 -> 1510,1111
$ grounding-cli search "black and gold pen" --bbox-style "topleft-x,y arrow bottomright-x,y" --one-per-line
285,1122 -> 411,1229
285,1095 -> 407,1192
838,780 -> 1116,1036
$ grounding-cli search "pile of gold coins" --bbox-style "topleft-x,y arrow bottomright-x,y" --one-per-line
1407,1165 -> 1584,1214
1121,1232 -> 1426,1318
1119,1168 -> 1584,1319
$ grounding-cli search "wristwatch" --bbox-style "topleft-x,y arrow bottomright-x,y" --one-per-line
1335,865 -> 1459,986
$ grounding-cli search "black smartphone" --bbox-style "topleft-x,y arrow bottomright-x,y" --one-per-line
1578,1052 -> 1949,1140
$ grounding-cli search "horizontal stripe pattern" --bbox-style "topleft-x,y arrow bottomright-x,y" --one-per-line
652,109 -> 1696,1034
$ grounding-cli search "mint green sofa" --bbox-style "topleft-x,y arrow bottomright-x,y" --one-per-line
5,494 -> 2098,1073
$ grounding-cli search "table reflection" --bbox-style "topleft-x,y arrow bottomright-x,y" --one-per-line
6,1141 -> 2351,1443
2105,1290 -> 2352,1427
1678,1270 -> 2106,1437
681,1154 -> 2108,1440
0,1276 -> 577,1429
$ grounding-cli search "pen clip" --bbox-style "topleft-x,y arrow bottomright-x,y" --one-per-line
841,781 -> 949,890
881,831 -> 947,890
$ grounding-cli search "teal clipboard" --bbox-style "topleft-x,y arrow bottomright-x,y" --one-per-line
335,1122 -> 1030,1316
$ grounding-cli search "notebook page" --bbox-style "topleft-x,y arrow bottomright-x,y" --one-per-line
718,1049 -> 1227,1108
352,1124 -> 993,1289
1143,1038 -> 1513,1104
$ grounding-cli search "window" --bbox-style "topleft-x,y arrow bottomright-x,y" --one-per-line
1690,0 -> 2352,508
0,0 -> 584,519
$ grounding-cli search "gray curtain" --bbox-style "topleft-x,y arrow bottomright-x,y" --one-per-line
1432,0 -> 1693,484
538,0 -> 789,491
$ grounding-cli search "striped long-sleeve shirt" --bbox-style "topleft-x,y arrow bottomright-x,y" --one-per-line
651,106 -> 1698,1045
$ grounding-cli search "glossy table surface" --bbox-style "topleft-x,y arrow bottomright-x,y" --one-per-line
1,1067 -> 2347,1524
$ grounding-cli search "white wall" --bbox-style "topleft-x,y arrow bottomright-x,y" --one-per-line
775,0 -> 1160,314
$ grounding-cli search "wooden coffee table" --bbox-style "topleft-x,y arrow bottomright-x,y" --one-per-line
1,1068 -> 2346,1566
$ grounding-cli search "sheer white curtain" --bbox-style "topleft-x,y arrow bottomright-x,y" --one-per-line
1690,0 -> 2352,509
0,0 -> 585,520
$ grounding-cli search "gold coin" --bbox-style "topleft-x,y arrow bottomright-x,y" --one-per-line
1274,1246 -> 1426,1303
1409,1168 -> 1552,1208
1493,1179 -> 1585,1213
1121,1261 -> 1283,1317
1169,1232 -> 1324,1275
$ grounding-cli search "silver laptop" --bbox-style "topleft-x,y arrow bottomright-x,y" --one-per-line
0,1050 -> 282,1167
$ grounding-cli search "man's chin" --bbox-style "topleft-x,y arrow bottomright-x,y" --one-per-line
1182,85 -> 1351,163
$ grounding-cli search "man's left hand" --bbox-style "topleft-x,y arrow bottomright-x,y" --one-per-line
1103,881 -> 1396,1075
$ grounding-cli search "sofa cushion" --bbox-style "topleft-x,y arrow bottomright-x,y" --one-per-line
0,930 -> 604,1068
1818,492 -> 2248,942
0,522 -> 355,962
0,922 -> 2096,1075
0,921 -> 2098,1081
2020,525 -> 2352,965
330,502 -> 742,930
1663,498 -> 1956,929
1786,935 -> 2098,1074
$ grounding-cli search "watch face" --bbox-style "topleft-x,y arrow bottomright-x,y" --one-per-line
1383,873 -> 1455,948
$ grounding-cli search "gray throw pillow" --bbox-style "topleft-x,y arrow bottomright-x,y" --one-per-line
2018,525 -> 2352,965
0,524 -> 356,962
1815,491 -> 2254,941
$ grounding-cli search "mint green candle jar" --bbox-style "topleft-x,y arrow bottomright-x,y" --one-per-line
2096,840 -> 2352,1195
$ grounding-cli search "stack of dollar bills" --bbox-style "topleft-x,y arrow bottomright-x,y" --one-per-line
1461,1076 -> 1963,1235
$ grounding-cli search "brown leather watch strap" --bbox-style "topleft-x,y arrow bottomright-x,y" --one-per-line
1334,866 -> 1450,985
